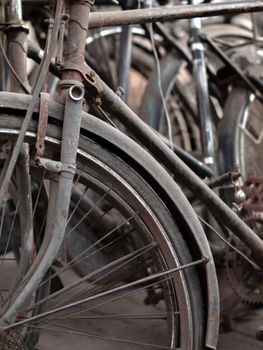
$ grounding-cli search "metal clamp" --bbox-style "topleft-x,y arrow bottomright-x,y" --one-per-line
62,62 -> 104,100
36,157 -> 76,175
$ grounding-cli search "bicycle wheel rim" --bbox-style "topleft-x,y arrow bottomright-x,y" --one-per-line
0,115 -> 201,349
220,88 -> 263,202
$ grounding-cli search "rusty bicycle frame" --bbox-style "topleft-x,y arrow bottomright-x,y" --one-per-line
1,0 -> 263,349
68,0 -> 263,264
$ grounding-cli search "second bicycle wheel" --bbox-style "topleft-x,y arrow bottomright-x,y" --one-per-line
219,87 -> 263,208
219,87 -> 263,306
0,111 -> 204,349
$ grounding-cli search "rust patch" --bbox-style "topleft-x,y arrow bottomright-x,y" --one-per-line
36,92 -> 50,158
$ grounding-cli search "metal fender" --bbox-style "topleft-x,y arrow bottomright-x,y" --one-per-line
0,91 -> 219,349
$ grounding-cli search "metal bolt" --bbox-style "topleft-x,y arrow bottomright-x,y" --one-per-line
116,86 -> 125,97
95,97 -> 102,106
235,189 -> 246,204
90,70 -> 95,78
62,14 -> 70,21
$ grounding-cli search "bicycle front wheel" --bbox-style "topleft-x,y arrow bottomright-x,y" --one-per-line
0,112 -> 204,349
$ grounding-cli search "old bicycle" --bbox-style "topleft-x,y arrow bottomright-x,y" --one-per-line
0,1 -> 263,349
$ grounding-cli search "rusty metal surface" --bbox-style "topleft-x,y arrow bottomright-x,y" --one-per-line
36,92 -> 50,157
0,0 -> 89,329
81,63 -> 263,267
6,0 -> 29,93
0,90 -> 220,350
243,176 -> 263,212
88,1 -> 263,30
0,0 -> 63,211
225,238 -> 263,306
16,144 -> 35,281
0,0 -> 64,327
2,0 -> 263,347
62,0 -> 94,83
206,171 -> 241,189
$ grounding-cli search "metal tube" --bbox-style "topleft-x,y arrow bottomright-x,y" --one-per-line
153,129 -> 213,178
88,1 -> 263,29
6,28 -> 29,92
118,25 -> 132,102
9,0 -> 22,22
92,74 -> 263,265
15,143 -> 34,280
6,0 -> 29,92
0,85 -> 85,327
0,44 -> 84,331
0,0 -> 63,209
63,0 -> 94,82
191,16 -> 215,170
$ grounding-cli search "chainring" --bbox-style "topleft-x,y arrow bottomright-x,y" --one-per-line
224,216 -> 263,306
243,176 -> 263,213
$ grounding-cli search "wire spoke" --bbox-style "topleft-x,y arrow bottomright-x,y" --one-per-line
28,241 -> 156,312
31,276 -> 169,327
48,311 -> 178,320
34,212 -> 138,295
4,257 -> 205,329
26,324 -> 181,349
66,186 -> 88,225
50,238 -> 152,310
65,188 -> 112,237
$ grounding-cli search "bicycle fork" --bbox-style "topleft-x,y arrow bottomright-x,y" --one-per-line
0,0 -> 89,328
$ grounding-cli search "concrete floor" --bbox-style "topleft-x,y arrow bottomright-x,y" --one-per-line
218,306 -> 263,350
1,255 -> 263,349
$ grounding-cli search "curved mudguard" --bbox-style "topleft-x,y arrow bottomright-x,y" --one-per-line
0,92 -> 219,349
